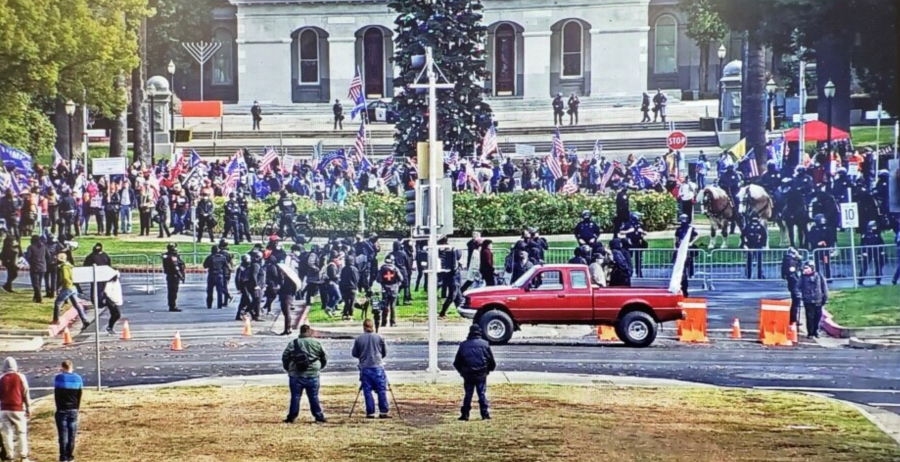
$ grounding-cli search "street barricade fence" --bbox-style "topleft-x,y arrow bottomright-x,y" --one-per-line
707,248 -> 810,283
107,254 -> 158,294
812,244 -> 898,284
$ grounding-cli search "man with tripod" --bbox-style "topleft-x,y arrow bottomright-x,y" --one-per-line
351,319 -> 391,419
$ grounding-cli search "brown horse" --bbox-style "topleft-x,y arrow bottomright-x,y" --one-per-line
700,186 -> 735,249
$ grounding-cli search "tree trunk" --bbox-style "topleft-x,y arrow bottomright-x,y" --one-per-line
699,42 -> 710,94
745,36 -> 767,173
54,98 -> 71,161
109,74 -> 128,158
131,17 -> 150,165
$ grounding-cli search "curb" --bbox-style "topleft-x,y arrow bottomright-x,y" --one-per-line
822,309 -> 900,339
848,337 -> 900,351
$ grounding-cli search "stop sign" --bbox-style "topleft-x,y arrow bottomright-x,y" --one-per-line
667,131 -> 688,150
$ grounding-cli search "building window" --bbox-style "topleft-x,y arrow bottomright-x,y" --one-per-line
654,16 -> 677,74
561,21 -> 582,78
212,29 -> 234,86
299,29 -> 319,84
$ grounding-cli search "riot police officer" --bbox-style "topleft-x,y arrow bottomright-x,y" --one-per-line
781,247 -> 803,325
613,187 -> 631,233
619,212 -> 648,278
248,250 -> 265,321
235,254 -> 252,320
222,193 -> 240,244
674,214 -> 698,247
718,164 -> 743,233
162,243 -> 185,312
757,161 -> 782,195
196,192 -> 216,243
741,214 -> 768,279
390,240 -> 411,305
574,210 -> 601,247
832,168 -> 852,203
859,221 -> 885,286
263,255 -> 281,316
267,190 -> 298,242
236,191 -> 253,243
218,239 -> 234,303
792,166 -> 815,199
203,245 -> 229,309
608,239 -> 632,287
807,213 -> 835,279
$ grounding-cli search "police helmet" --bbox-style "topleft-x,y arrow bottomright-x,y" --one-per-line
781,177 -> 792,185
580,245 -> 592,256
836,168 -> 847,176
785,246 -> 798,257
795,166 -> 807,174
751,214 -> 761,223
229,192 -> 236,199
166,242 -> 178,253
868,220 -> 878,231
678,214 -> 689,224
251,250 -> 263,261
384,254 -> 395,264
630,211 -> 643,221
218,239 -> 229,249
279,190 -> 288,198
803,260 -> 816,269
581,210 -> 592,220
240,254 -> 251,265
814,213 -> 826,225
210,245 -> 218,254
726,164 -> 735,170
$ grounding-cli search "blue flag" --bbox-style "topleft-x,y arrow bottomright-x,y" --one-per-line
316,149 -> 347,172
0,143 -> 33,175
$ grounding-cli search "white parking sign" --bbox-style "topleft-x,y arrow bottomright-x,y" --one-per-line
840,202 -> 859,229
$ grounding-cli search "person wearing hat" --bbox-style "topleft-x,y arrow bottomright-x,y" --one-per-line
452,325 -> 496,421
574,210 -> 601,247
376,254 -> 403,328
798,260 -> 828,339
618,212 -> 647,278
52,251 -> 91,329
83,242 -> 112,309
858,221 -> 885,286
781,247 -> 803,326
552,93 -> 564,126
162,243 -> 185,312
718,163 -> 743,234
251,101 -> 262,131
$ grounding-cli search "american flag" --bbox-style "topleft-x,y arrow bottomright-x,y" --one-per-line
348,69 -> 362,103
560,174 -> 579,195
599,162 -> 615,191
482,125 -> 498,157
258,147 -> 278,174
53,148 -> 64,168
353,123 -> 367,164
632,158 -> 658,189
547,128 -> 564,180
445,149 -> 459,169
223,150 -> 246,195
741,148 -> 760,178
189,149 -> 203,169
380,157 -> 395,181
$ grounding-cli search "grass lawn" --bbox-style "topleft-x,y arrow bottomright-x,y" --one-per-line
0,290 -> 54,330
305,286 -> 460,324
827,285 -> 900,328
25,384 -> 900,462
851,126 -> 896,148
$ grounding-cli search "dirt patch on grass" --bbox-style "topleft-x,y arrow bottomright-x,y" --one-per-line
25,384 -> 900,462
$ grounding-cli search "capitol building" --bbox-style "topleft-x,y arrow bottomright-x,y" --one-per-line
201,0 -> 741,105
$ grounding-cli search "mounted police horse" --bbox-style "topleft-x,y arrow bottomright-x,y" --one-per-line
700,186 -> 736,249
779,186 -> 810,249
736,184 -> 782,247
809,190 -> 840,234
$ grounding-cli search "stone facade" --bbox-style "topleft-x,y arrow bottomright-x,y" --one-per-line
207,0 -> 729,104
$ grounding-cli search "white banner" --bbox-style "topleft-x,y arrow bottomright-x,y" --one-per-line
515,144 -> 536,156
91,157 -> 127,176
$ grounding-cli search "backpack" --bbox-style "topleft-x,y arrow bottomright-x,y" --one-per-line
290,339 -> 313,371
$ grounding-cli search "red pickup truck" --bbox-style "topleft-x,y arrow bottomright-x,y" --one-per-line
458,264 -> 685,347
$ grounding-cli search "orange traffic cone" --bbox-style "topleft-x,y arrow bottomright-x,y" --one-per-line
242,317 -> 253,337
120,320 -> 132,340
62,327 -> 73,346
171,331 -> 184,351
788,323 -> 799,344
731,318 -> 742,339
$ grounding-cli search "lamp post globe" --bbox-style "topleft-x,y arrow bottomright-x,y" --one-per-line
167,60 -> 176,135
65,99 -> 76,161
717,45 -> 726,119
824,79 -> 835,187
717,44 -> 726,61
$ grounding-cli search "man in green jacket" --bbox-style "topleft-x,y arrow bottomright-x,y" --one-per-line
52,253 -> 91,329
281,324 -> 327,423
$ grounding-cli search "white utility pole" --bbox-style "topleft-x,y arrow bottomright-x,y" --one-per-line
410,47 -> 454,381
798,57 -> 806,166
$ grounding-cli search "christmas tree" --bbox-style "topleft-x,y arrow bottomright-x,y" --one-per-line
389,0 -> 494,159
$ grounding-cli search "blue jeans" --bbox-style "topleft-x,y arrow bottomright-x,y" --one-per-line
53,288 -> 89,324
119,205 -> 132,233
542,178 -> 554,193
55,409 -> 79,461
360,367 -> 389,416
173,211 -> 186,234
287,376 -> 324,421
697,174 -> 706,190
462,376 -> 489,418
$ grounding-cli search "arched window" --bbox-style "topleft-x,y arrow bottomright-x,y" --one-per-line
654,16 -> 677,74
299,29 -> 319,84
212,29 -> 234,85
561,21 -> 582,78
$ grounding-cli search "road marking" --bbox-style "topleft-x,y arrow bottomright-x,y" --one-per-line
755,386 -> 900,394
868,403 -> 900,407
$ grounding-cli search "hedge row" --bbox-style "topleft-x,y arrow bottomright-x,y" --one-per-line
213,190 -> 677,237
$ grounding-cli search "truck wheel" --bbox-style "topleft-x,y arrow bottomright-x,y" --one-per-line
618,311 -> 657,348
479,311 -> 514,345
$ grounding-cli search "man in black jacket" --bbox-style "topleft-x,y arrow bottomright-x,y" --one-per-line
339,254 -> 359,320
390,240 -> 411,305
203,245 -> 229,310
24,235 -> 50,303
332,99 -> 343,130
453,325 -> 496,421
162,243 -> 185,312
196,193 -> 216,243
84,242 -> 112,309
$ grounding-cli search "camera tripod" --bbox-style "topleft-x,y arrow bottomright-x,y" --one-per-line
348,372 -> 402,420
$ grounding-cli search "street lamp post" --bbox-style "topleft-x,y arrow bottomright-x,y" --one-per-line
147,88 -> 157,166
65,100 -> 76,162
824,79 -> 836,188
766,78 -> 777,131
717,45 -> 726,119
168,60 -> 176,139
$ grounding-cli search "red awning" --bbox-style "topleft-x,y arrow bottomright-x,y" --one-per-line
783,120 -> 850,142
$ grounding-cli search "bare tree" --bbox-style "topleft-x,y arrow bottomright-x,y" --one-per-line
131,17 -> 150,165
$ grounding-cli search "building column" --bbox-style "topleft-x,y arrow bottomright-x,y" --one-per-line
590,26 -> 650,96
328,36 -> 357,105
522,31 -> 552,99
237,38 -> 293,104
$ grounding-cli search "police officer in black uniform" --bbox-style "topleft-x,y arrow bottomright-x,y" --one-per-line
613,186 -> 631,234
781,247 -> 803,325
162,243 -> 185,312
236,191 -> 253,244
741,214 -> 768,279
222,193 -> 240,244
807,213 -> 835,279
574,210 -> 601,249
196,192 -> 216,243
859,221 -> 885,286
218,239 -> 234,303
203,245 -> 229,309
267,190 -> 298,242
757,161 -> 782,195
44,234 -> 62,298
608,238 -> 632,287
832,168 -> 852,203
390,240 -> 411,305
248,250 -> 265,321
792,166 -> 815,200
235,254 -> 252,320
718,164 -> 743,234
619,212 -> 648,278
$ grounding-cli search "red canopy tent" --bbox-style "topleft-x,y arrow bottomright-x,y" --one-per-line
783,120 -> 849,142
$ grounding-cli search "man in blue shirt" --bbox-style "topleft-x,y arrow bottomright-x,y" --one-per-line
54,360 -> 83,462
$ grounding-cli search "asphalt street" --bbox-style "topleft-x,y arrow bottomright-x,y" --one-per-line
2,271 -> 897,418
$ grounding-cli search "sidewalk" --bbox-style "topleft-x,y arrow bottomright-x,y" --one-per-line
311,322 -> 597,343
128,370 -> 900,447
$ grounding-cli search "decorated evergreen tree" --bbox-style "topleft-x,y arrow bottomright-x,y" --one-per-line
389,0 -> 494,159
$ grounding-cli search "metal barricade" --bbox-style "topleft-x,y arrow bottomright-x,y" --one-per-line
813,244 -> 898,284
708,248 -> 809,283
630,248 -> 709,289
107,254 -> 157,294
